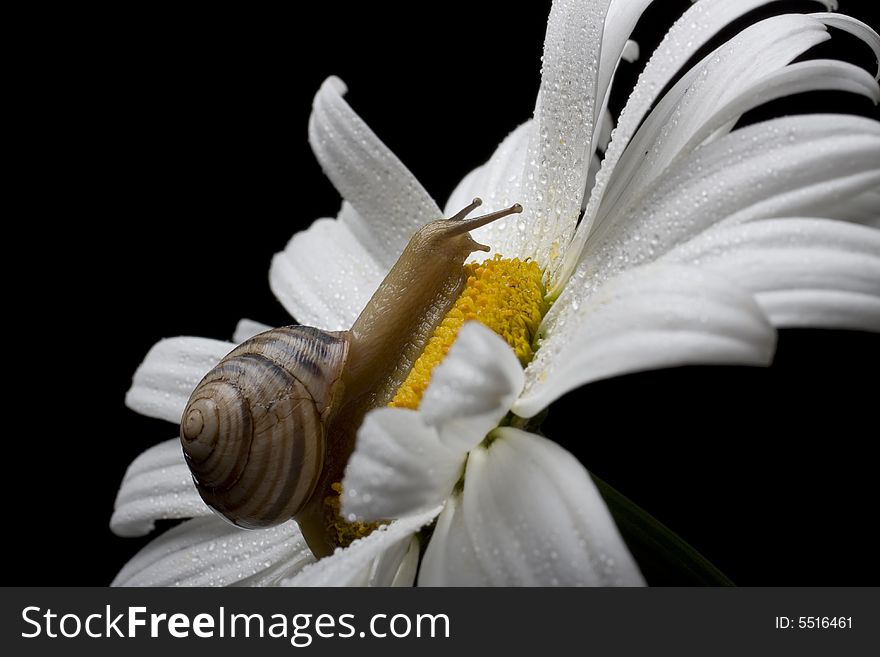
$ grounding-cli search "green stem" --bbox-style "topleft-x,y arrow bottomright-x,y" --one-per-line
592,473 -> 735,586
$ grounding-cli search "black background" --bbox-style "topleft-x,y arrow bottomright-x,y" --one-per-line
16,1 -> 879,586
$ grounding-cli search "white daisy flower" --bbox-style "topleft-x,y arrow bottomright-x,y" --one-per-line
112,0 -> 880,586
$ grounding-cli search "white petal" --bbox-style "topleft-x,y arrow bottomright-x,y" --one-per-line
281,507 -> 440,587
595,109 -> 614,156
702,117 -> 878,229
520,0 -> 611,269
596,0 -> 654,125
270,209 -> 385,330
603,61 -> 879,234
232,318 -> 272,344
418,494 -> 489,586
269,228 -> 335,327
817,188 -> 879,227
595,15 -> 867,233
343,323 -> 524,522
811,12 -> 880,79
748,290 -> 880,330
664,218 -> 880,331
560,0 -> 838,290
562,114 -> 880,300
445,121 -> 533,262
723,170 -> 880,226
112,516 -> 313,587
425,429 -> 644,586
111,439 -> 210,537
692,58 -> 879,144
518,264 -> 776,417
587,0 -> 652,178
230,552 -> 318,587
342,408 -> 462,521
368,535 -> 421,588
126,337 -> 233,423
421,322 -> 525,453
308,76 -> 442,269
585,153 -> 602,206
621,39 -> 639,63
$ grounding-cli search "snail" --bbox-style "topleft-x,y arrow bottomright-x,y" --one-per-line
179,198 -> 522,556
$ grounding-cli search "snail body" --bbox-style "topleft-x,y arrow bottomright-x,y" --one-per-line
180,198 -> 522,555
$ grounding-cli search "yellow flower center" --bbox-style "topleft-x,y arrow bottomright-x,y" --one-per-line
327,255 -> 547,547
390,255 -> 547,409
324,482 -> 379,546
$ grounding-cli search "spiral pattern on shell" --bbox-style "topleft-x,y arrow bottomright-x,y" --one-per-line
180,326 -> 349,529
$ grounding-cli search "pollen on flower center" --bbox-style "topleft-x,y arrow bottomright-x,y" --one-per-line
390,255 -> 548,409
324,482 -> 379,547
324,255 -> 547,548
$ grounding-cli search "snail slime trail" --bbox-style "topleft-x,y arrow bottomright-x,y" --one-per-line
180,199 -> 524,557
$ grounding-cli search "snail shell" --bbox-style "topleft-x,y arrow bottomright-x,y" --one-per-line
178,198 -> 522,552
180,326 -> 348,529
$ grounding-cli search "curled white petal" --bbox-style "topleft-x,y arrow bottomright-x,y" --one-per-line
595,0 -> 653,125
595,15 -> 857,230
557,114 -> 880,302
811,12 -> 880,79
421,321 -> 525,453
561,0 -> 839,288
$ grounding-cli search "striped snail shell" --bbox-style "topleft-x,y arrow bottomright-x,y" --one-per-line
177,198 -> 522,552
180,326 -> 349,529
